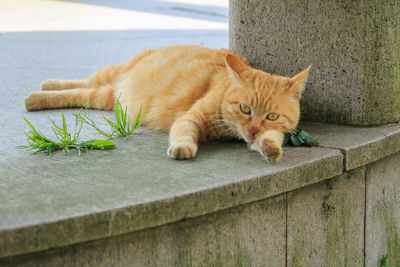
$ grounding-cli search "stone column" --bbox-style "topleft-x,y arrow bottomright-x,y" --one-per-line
230,0 -> 399,126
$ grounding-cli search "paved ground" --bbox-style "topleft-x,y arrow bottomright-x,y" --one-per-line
0,0 -> 229,238
0,0 -> 228,31
0,0 -> 228,159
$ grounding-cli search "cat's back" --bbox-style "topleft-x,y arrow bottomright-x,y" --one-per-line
117,45 -> 228,130
121,44 -> 226,90
138,44 -> 226,69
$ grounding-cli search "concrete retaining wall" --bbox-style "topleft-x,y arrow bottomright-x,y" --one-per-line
2,152 -> 399,266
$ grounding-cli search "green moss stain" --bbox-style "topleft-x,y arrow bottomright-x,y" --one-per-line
322,190 -> 336,219
358,166 -> 366,177
322,181 -> 341,266
322,171 -> 361,266
176,226 -> 193,267
233,239 -> 252,267
170,209 -> 252,266
380,254 -> 389,267
321,176 -> 339,218
324,193 -> 353,267
363,1 -> 400,125
288,174 -> 357,267
290,224 -> 307,267
381,202 -> 400,267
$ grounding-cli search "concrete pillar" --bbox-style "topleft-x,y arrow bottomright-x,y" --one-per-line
230,0 -> 400,126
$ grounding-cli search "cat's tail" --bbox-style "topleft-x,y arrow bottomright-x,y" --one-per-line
25,86 -> 115,111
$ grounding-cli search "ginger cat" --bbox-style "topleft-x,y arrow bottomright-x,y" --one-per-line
25,45 -> 310,162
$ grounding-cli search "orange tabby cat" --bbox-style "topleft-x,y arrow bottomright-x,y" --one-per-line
25,45 -> 310,162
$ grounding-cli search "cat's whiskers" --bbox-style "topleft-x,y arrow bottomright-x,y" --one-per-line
203,116 -> 241,140
207,124 -> 234,138
208,118 -> 237,133
213,122 -> 242,140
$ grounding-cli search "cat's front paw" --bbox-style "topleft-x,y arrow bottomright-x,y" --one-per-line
167,141 -> 197,160
261,138 -> 282,163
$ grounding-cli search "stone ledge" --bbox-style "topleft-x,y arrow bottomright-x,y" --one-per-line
2,122 -> 400,259
301,122 -> 400,170
0,128 -> 342,258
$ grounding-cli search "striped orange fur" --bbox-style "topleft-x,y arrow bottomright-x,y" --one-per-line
25,45 -> 311,161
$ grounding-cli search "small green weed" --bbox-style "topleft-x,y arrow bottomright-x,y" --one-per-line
74,111 -> 113,138
75,97 -> 142,138
17,112 -> 115,155
217,128 -> 319,147
283,128 -> 320,147
380,254 -> 389,267
104,98 -> 142,137
19,98 -> 142,155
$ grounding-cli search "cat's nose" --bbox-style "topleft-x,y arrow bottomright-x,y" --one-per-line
249,126 -> 260,136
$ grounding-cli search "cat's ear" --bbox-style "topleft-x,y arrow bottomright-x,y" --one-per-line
225,54 -> 249,80
288,65 -> 312,101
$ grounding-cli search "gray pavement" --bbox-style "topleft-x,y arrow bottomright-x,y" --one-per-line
0,0 -> 228,32
0,1 -> 230,255
0,0 -> 229,160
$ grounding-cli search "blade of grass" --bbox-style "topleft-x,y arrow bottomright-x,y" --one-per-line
18,113 -> 116,155
101,96 -> 142,138
74,110 -> 113,138
19,96 -> 142,155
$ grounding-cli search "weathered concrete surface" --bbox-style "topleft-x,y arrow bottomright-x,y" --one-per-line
3,152 -> 399,266
0,128 -> 343,258
0,32 -> 229,160
1,194 -> 286,266
230,0 -> 400,126
365,152 -> 400,266
300,122 -> 400,170
0,0 -> 229,159
287,169 -> 365,267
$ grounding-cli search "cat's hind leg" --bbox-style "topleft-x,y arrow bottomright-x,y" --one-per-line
41,79 -> 90,91
25,86 -> 115,111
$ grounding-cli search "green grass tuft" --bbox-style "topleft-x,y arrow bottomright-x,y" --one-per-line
73,110 -> 113,138
75,97 -> 142,138
19,97 -> 142,155
17,112 -> 115,155
104,97 -> 142,137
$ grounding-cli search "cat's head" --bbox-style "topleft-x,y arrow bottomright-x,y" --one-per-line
222,53 -> 311,144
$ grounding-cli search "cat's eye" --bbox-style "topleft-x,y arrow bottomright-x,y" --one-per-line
239,104 -> 251,115
266,113 -> 280,121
